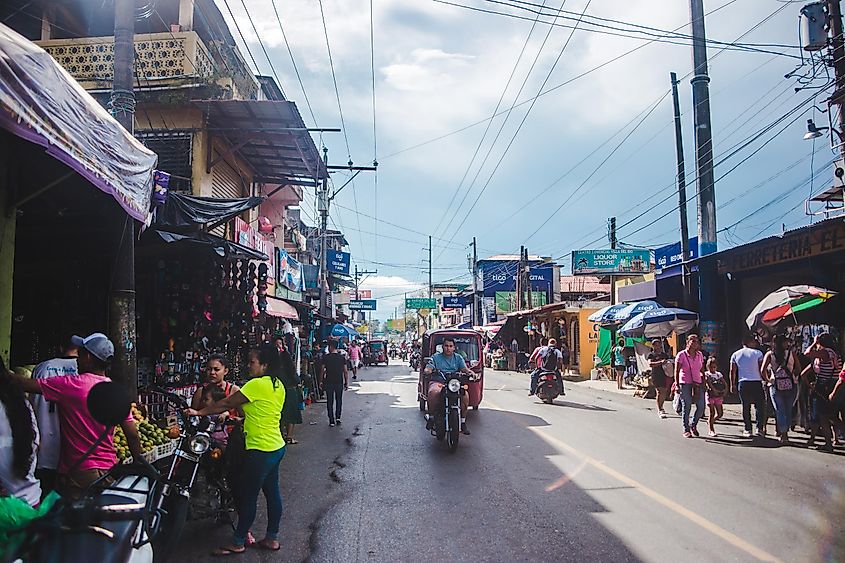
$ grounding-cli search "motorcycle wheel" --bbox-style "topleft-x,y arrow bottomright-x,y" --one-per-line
154,494 -> 189,563
543,396 -> 555,404
447,408 -> 460,453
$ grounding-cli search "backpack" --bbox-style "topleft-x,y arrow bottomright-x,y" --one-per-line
540,347 -> 559,371
769,354 -> 794,392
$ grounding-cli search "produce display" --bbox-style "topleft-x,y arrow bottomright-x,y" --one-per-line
114,404 -> 178,462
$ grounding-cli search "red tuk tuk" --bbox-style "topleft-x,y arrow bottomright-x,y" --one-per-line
367,339 -> 388,366
417,329 -> 484,411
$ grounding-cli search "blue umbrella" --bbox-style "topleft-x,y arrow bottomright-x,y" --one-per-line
608,300 -> 663,325
331,323 -> 358,339
587,304 -> 628,326
620,307 -> 699,338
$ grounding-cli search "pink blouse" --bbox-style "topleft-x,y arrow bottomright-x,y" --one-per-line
676,350 -> 703,384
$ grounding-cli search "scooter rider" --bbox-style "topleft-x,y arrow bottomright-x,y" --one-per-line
529,338 -> 564,396
424,338 -> 473,435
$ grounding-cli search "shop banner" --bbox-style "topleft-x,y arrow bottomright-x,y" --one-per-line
349,299 -> 377,311
302,264 -> 319,290
327,250 -> 351,275
406,297 -> 437,309
277,248 -> 302,291
442,296 -> 466,309
572,249 -> 651,275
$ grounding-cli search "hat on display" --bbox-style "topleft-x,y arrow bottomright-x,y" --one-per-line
71,332 -> 115,362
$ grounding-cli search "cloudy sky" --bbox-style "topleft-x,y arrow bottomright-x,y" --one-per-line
220,0 -> 828,319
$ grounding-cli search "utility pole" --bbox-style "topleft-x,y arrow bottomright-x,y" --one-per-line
516,245 -> 524,311
608,217 -> 618,372
829,0 -> 845,159
689,0 -> 717,257
671,72 -> 691,308
471,237 -> 480,326
109,0 -> 137,397
525,247 -> 533,309
318,146 -> 330,319
353,264 -> 376,322
428,235 -> 432,298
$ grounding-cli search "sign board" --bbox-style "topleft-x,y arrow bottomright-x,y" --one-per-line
572,249 -> 651,275
442,296 -> 466,309
346,289 -> 372,299
406,297 -> 437,309
655,237 -> 698,270
349,299 -> 377,311
479,261 -> 555,295
277,248 -> 302,291
326,250 -> 351,275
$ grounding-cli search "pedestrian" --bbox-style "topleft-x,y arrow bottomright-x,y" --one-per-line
321,339 -> 349,427
830,364 -> 845,445
0,356 -> 41,507
761,334 -> 799,444
613,338 -> 627,390
647,338 -> 671,419
281,358 -> 303,445
187,343 -> 290,555
527,337 -> 548,396
674,334 -> 705,438
704,357 -> 727,437
190,354 -> 240,417
801,333 -> 841,452
7,333 -> 143,498
559,339 -> 570,374
348,340 -> 361,380
28,335 -> 78,496
730,333 -> 766,439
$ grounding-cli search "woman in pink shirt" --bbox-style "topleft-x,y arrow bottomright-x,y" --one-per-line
674,334 -> 705,438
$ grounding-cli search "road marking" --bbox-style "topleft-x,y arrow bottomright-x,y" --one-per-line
484,399 -> 783,563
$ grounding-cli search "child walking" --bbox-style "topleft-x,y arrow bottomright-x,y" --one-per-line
704,357 -> 727,437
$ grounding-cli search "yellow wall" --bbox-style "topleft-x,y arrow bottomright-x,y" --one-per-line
577,308 -> 600,377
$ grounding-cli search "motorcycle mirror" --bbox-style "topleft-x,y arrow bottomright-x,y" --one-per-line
87,381 -> 132,426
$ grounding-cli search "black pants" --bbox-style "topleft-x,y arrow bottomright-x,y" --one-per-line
739,380 -> 766,432
325,382 -> 344,422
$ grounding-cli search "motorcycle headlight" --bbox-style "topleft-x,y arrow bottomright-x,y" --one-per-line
188,434 -> 211,455
447,379 -> 461,393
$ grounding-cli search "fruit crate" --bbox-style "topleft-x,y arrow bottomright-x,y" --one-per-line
154,440 -> 177,460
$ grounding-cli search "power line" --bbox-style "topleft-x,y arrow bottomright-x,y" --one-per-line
221,0 -> 265,81
237,0 -> 286,98
270,0 -> 317,125
317,0 -> 351,159
369,0 -> 379,260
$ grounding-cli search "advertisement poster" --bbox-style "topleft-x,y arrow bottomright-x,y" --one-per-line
327,249 -> 351,275
442,296 -> 466,309
572,249 -> 651,275
494,292 -> 548,314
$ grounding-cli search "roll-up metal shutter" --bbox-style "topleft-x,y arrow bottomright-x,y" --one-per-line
211,156 -> 244,200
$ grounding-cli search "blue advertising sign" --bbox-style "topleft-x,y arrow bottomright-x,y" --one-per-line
479,261 -> 555,297
277,248 -> 302,291
349,299 -> 377,311
442,296 -> 466,309
326,250 -> 351,275
655,237 -> 698,280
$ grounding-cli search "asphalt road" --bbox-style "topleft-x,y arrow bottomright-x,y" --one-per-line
175,361 -> 845,563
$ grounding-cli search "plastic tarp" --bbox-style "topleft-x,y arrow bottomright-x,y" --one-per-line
0,24 -> 157,223
154,193 -> 263,232
153,229 -> 268,261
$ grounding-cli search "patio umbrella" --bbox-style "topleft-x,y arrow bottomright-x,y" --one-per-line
745,285 -> 837,329
330,323 -> 359,339
587,304 -> 627,326
608,300 -> 663,325
620,307 -> 699,338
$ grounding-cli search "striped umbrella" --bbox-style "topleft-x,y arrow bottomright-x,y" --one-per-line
608,300 -> 663,325
587,304 -> 628,326
745,286 -> 837,329
620,307 -> 699,338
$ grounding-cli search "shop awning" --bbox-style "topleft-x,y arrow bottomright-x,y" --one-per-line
264,296 -> 299,320
152,229 -> 268,261
194,99 -> 326,184
0,24 -> 157,223
154,193 -> 263,232
507,301 -> 570,318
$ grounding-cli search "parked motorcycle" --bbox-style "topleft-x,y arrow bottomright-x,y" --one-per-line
536,370 -> 564,404
11,382 -> 163,563
427,371 -> 469,453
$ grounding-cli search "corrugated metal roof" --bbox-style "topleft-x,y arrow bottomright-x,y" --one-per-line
560,275 -> 610,293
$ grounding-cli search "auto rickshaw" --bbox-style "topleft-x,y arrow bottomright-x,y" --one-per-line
417,329 -> 484,411
367,339 -> 388,366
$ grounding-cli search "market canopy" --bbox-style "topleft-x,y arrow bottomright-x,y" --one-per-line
154,193 -> 263,232
0,24 -> 157,223
152,229 -> 268,261
264,296 -> 299,320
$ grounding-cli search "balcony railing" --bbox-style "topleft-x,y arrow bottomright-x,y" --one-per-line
37,31 -> 215,87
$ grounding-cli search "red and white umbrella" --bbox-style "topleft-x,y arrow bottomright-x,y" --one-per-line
745,285 -> 837,329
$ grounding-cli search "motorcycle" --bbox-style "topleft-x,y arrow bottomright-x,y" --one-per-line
536,370 -> 564,404
409,350 -> 421,370
151,388 -> 235,558
11,382 -> 163,563
427,371 -> 470,453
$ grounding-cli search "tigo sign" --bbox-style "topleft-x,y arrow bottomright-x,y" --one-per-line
442,296 -> 466,309
327,250 -> 351,275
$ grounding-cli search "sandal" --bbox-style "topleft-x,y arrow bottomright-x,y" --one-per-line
287,438 -> 299,444
254,539 -> 281,551
212,545 -> 246,556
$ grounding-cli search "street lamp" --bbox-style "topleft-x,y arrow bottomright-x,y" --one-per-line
803,118 -> 827,140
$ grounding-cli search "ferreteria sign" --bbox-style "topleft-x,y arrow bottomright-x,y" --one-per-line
572,249 -> 651,275
716,221 -> 845,274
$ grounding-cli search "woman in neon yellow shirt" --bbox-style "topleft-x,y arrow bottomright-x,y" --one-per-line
187,343 -> 289,554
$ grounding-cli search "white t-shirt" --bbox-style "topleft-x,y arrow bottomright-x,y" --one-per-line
29,357 -> 78,470
0,400 -> 41,507
730,347 -> 764,382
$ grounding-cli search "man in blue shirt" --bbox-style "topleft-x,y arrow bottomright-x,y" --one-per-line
424,338 -> 474,435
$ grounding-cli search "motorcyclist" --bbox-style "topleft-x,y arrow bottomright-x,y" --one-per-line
529,338 -> 565,397
424,338 -> 473,435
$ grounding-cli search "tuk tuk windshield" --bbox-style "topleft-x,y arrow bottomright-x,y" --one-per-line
370,341 -> 384,351
433,335 -> 479,364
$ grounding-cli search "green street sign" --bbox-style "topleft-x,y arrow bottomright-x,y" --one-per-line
572,249 -> 651,275
405,297 -> 437,309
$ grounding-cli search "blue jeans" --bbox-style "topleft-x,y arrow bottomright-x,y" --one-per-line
234,447 -> 286,546
739,380 -> 766,433
768,384 -> 797,435
325,382 -> 344,422
680,383 -> 705,432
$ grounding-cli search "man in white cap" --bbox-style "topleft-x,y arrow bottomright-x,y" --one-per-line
10,332 -> 143,498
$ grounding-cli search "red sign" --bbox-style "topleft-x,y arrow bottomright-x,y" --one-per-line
346,289 -> 372,299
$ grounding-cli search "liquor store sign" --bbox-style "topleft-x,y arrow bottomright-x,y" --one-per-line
716,222 -> 845,274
